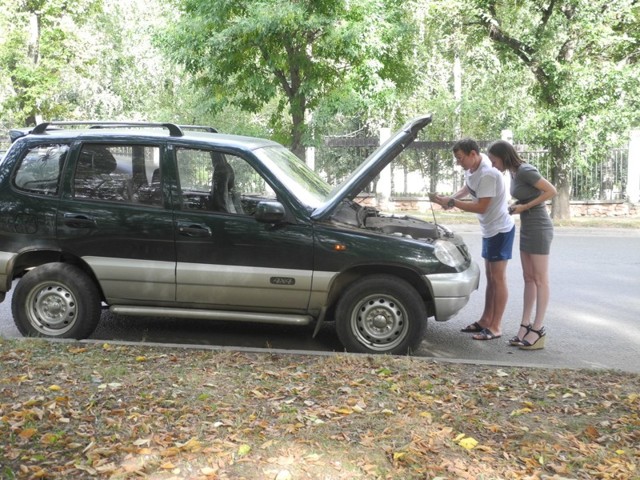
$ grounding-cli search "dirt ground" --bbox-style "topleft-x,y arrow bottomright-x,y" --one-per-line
1,339 -> 638,480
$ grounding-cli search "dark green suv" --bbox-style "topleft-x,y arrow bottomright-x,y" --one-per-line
0,116 -> 479,354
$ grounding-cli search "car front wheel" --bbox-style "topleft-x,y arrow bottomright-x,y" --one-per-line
335,275 -> 427,355
12,263 -> 101,339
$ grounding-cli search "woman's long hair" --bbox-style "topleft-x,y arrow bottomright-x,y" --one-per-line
487,140 -> 525,172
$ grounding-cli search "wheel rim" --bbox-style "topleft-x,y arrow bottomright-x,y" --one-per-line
349,293 -> 409,352
25,281 -> 78,336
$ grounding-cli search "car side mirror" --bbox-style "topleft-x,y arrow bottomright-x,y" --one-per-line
255,200 -> 285,223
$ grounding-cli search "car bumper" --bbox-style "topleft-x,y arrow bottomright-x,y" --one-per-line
427,261 -> 481,321
0,251 -> 14,301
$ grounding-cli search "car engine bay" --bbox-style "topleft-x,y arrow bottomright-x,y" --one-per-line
330,200 -> 453,242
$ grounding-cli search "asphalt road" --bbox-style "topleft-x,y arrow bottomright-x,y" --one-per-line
1,225 -> 639,373
420,225 -> 640,373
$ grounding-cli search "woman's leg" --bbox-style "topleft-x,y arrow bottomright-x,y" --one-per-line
522,252 -> 550,344
520,252 -> 536,326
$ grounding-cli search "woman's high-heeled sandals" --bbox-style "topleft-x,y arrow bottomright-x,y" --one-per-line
519,326 -> 546,350
509,324 -> 531,346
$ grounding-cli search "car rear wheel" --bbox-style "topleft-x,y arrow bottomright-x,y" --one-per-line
335,275 -> 427,354
12,263 -> 101,339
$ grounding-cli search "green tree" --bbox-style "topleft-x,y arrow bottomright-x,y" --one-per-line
158,0 -> 418,159
0,0 -> 103,126
468,0 -> 640,218
0,0 -> 182,133
76,0 -> 181,120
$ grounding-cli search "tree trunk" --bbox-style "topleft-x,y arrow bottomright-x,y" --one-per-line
552,174 -> 571,220
289,95 -> 306,161
290,117 -> 305,161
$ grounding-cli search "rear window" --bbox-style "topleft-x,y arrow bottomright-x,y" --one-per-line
13,144 -> 68,196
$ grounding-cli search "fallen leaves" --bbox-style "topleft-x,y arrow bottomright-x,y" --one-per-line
0,339 -> 638,479
454,433 -> 479,450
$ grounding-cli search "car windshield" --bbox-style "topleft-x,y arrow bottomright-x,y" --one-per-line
254,145 -> 332,208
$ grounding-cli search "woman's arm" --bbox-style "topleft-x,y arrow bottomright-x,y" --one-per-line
511,177 -> 557,214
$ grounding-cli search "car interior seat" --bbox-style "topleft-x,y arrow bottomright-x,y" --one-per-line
211,153 -> 243,214
75,146 -> 133,201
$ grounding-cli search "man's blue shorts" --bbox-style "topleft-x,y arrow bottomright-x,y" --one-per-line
482,225 -> 515,262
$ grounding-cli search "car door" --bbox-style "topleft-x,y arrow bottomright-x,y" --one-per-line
172,146 -> 315,311
56,142 -> 176,304
0,141 -> 67,259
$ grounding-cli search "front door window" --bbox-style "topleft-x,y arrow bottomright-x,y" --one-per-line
175,148 -> 276,215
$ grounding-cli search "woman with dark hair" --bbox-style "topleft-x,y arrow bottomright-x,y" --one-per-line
487,140 -> 557,350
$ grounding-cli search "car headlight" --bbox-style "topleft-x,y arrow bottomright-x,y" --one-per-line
433,239 -> 466,269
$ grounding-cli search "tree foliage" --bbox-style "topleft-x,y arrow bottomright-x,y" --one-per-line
0,0 -> 102,126
157,0 -> 419,159
0,0 -> 180,132
466,0 -> 640,218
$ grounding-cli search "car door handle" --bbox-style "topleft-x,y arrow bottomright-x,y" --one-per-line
177,223 -> 212,237
63,213 -> 97,228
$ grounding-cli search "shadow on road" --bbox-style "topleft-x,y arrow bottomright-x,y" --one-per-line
91,312 -> 345,352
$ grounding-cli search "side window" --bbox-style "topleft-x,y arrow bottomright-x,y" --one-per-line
176,148 -> 276,215
74,144 -> 161,206
13,144 -> 68,196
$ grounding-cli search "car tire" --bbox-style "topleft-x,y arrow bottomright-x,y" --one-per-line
335,274 -> 427,355
12,263 -> 101,339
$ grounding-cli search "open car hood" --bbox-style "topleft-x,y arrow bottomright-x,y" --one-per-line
311,114 -> 432,221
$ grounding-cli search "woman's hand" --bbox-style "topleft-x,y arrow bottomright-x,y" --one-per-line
508,204 -> 524,215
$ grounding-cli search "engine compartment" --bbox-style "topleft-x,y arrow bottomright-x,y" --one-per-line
364,215 -> 440,241
329,200 -> 450,242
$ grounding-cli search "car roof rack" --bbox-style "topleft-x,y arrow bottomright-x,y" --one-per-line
29,121 -> 216,137
178,125 -> 218,133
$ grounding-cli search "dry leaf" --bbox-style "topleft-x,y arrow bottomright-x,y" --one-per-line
237,444 -> 251,456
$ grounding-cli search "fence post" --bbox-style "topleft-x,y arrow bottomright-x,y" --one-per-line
305,146 -> 315,171
500,130 -> 513,199
628,129 -> 640,204
378,127 -> 392,210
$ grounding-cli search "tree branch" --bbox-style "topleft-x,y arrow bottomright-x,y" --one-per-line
482,8 -> 550,92
260,46 -> 292,98
540,0 -> 555,27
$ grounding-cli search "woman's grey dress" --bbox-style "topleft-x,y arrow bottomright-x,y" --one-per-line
511,164 -> 554,254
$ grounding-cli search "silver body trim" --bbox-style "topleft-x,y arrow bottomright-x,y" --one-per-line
0,251 -> 15,291
176,263 -> 313,309
109,305 -> 313,325
84,256 -> 175,302
2,249 -> 479,326
308,271 -> 335,310
427,262 -> 481,321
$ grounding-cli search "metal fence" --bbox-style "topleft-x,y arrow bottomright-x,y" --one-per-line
3,134 -> 629,202
319,138 -> 630,202
520,148 -> 628,201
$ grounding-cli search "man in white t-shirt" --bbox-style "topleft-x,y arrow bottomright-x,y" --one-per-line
433,138 -> 515,341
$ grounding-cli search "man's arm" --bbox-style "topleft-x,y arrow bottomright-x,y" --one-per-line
450,196 -> 491,214
433,185 -> 470,210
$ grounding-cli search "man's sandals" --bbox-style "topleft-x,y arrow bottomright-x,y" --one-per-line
472,328 -> 501,341
461,322 -> 502,340
460,322 -> 483,333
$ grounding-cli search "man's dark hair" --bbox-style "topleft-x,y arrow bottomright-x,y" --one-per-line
452,138 -> 480,155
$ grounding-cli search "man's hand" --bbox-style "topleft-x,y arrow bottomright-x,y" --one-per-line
433,194 -> 454,210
